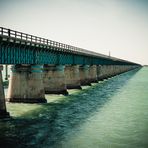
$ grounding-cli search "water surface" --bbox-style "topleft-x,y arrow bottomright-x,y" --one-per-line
0,67 -> 148,148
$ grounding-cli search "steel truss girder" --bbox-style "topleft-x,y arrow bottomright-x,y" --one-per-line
0,39 -> 138,66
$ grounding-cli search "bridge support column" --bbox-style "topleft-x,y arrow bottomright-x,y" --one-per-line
79,65 -> 91,86
97,65 -> 101,80
88,65 -> 98,83
109,65 -> 116,77
7,65 -> 47,103
113,65 -> 120,75
43,65 -> 68,95
113,65 -> 119,76
0,65 -> 9,118
97,65 -> 140,81
97,65 -> 107,80
65,65 -> 81,89
97,65 -> 115,80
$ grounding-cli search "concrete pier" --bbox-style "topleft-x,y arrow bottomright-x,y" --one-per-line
79,65 -> 91,86
97,65 -> 138,81
65,65 -> 81,89
7,64 -> 47,103
43,65 -> 68,95
107,65 -> 116,78
0,65 -> 9,118
88,65 -> 98,83
97,65 -> 108,80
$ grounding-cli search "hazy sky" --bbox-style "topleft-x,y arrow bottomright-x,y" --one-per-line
0,0 -> 148,64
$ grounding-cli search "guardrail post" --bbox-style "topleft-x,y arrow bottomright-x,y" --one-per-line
8,29 -> 10,37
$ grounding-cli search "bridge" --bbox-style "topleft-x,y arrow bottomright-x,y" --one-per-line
0,27 -> 141,118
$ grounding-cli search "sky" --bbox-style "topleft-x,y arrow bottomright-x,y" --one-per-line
0,0 -> 148,65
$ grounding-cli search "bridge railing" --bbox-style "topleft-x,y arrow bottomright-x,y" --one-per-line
0,27 -> 110,58
0,27 -> 52,46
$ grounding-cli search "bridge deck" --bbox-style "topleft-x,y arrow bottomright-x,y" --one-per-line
0,27 -> 139,65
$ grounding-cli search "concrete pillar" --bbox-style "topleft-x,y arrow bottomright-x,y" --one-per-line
7,64 -> 47,103
97,65 -> 108,80
97,65 -> 101,80
79,65 -> 91,86
43,65 -> 68,95
106,65 -> 111,77
97,65 -> 103,81
88,65 -> 98,83
65,65 -> 81,89
0,65 -> 9,118
98,65 -> 115,80
108,65 -> 114,77
115,65 -> 121,75
97,65 -> 140,81
112,65 -> 119,76
109,65 -> 118,77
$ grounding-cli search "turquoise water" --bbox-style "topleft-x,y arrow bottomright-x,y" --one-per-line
0,67 -> 148,148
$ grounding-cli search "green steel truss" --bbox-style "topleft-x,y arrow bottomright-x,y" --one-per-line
0,27 -> 140,66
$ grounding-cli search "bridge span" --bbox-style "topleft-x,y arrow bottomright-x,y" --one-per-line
0,27 -> 141,118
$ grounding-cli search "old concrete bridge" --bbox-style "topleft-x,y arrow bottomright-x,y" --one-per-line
0,27 -> 141,118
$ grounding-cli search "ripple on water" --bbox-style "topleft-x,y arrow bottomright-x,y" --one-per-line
0,68 -> 148,148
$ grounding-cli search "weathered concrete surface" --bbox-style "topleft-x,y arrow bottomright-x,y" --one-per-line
88,65 -> 98,83
65,65 -> 81,89
79,65 -> 91,86
43,65 -> 68,95
97,65 -> 109,80
7,65 -> 47,103
97,65 -> 139,81
0,65 -> 9,118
